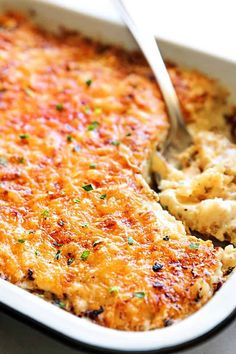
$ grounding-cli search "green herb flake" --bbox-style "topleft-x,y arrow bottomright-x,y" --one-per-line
133,291 -> 145,298
17,239 -> 25,244
42,209 -> 50,219
84,105 -> 91,115
35,250 -> 40,256
27,230 -> 35,235
55,300 -> 65,309
25,88 -> 34,97
73,198 -> 81,204
85,79 -> 92,87
87,120 -> 99,131
189,243 -> 200,250
111,140 -> 120,146
89,163 -> 96,169
19,133 -> 30,140
55,103 -> 64,111
67,257 -> 74,266
82,184 -> 94,192
81,222 -> 89,228
93,240 -> 103,247
100,193 -> 107,200
80,249 -> 90,261
55,250 -> 61,260
66,135 -> 73,143
128,236 -> 134,245
126,132 -> 132,137
109,286 -> 119,294
94,107 -> 102,115
0,157 -> 7,166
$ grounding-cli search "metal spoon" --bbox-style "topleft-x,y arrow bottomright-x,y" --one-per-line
115,1 -> 229,248
115,0 -> 192,168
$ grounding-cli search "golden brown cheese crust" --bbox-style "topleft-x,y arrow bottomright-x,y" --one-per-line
0,13 -> 229,331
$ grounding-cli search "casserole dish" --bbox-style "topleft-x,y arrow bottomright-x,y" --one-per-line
0,0 -> 236,352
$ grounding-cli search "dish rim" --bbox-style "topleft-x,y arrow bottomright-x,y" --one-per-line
0,0 -> 236,353
1,300 -> 235,354
1,279 -> 236,354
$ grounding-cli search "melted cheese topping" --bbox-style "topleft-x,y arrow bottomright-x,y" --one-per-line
0,13 -> 234,331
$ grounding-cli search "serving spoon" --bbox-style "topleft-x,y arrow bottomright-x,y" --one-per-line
114,1 -> 229,248
115,0 -> 192,173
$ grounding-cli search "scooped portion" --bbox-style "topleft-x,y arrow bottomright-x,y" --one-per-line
159,129 -> 236,245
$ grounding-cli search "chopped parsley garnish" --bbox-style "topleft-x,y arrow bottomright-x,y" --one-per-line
133,291 -> 145,298
82,184 -> 94,192
55,250 -> 61,260
58,220 -> 65,226
94,107 -> 102,115
25,88 -> 34,96
67,257 -> 74,266
81,250 -> 90,261
17,239 -> 25,244
128,236 -> 134,245
73,198 -> 81,204
84,105 -> 91,114
89,163 -> 96,169
189,243 -> 200,250
55,103 -> 64,111
81,222 -> 89,228
42,209 -> 50,219
55,299 -> 66,309
66,135 -> 73,143
93,240 -> 103,247
72,145 -> 81,153
111,140 -> 120,146
19,133 -> 30,140
100,193 -> 106,200
0,157 -> 7,166
126,132 -> 132,137
87,121 -> 99,131
85,79 -> 92,87
35,250 -> 40,256
27,230 -> 35,234
109,286 -> 119,294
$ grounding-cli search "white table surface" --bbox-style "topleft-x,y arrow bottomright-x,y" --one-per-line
1,1 -> 236,353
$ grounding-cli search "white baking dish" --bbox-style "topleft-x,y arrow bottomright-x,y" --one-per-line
0,1 -> 235,353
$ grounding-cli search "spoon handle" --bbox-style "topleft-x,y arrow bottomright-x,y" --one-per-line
115,0 -> 191,148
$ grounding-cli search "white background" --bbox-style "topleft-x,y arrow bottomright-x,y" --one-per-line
1,1 -> 236,353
